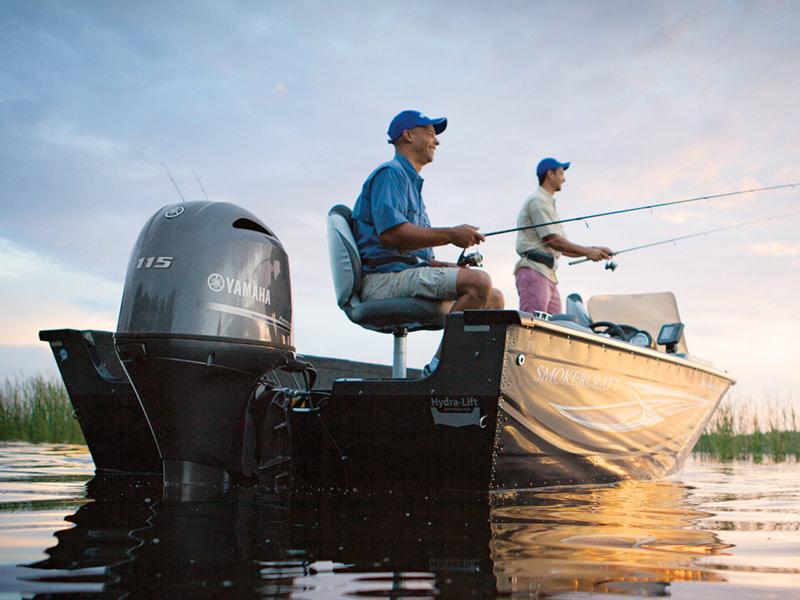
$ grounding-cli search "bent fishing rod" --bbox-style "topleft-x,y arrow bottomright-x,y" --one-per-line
482,182 -> 800,238
568,209 -> 800,269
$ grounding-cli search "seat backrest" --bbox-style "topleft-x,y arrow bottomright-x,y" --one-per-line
327,205 -> 362,309
565,292 -> 592,327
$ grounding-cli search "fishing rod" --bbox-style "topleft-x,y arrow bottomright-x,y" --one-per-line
568,210 -> 800,269
482,182 -> 799,238
161,161 -> 186,203
193,169 -> 211,202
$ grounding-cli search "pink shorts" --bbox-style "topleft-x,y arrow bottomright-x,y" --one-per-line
515,267 -> 561,315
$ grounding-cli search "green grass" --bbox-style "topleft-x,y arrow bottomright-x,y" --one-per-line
0,375 -> 85,444
694,394 -> 800,462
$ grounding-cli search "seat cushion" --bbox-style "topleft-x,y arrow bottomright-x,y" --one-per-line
347,297 -> 452,333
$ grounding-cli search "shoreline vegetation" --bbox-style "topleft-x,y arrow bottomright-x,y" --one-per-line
693,395 -> 800,463
0,375 -> 84,444
1,376 -> 798,462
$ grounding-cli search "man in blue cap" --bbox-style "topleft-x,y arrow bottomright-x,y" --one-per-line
514,157 -> 612,315
352,110 -> 504,371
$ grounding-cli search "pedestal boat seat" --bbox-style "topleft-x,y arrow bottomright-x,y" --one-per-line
326,205 -> 452,377
548,292 -> 595,333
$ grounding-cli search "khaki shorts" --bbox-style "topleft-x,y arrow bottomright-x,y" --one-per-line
361,267 -> 460,301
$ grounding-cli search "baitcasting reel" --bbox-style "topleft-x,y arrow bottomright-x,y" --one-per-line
457,248 -> 484,268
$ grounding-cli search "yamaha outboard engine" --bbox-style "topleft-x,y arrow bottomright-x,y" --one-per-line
115,201 -> 294,492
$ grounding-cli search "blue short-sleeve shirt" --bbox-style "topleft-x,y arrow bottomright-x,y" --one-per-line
352,154 -> 435,274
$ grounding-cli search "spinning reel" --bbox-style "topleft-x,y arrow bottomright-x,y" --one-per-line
457,248 -> 484,268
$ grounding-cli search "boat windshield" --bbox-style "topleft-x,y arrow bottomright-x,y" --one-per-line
587,291 -> 689,354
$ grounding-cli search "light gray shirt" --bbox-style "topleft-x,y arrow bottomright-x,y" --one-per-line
514,186 -> 566,283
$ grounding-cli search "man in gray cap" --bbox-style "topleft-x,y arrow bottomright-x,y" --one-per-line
515,158 -> 612,315
352,109 -> 504,372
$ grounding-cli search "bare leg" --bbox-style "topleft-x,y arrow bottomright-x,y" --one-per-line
451,268 -> 493,312
427,270 -> 504,369
488,287 -> 505,309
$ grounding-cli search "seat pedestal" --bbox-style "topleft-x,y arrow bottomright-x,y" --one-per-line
392,328 -> 408,378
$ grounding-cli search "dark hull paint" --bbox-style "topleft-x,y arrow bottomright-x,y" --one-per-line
38,329 -> 162,474
38,328 -> 417,476
297,311 -> 508,491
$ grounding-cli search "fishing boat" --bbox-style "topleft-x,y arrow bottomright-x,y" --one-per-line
40,200 -> 734,493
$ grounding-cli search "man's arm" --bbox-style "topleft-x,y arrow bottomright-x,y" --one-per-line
544,234 -> 612,261
380,222 -> 484,251
369,166 -> 484,252
430,258 -> 460,268
526,201 -> 611,261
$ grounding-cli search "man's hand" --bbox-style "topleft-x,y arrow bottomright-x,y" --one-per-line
585,246 -> 613,261
449,224 -> 485,248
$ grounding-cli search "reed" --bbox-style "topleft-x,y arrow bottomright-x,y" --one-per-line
694,393 -> 800,462
0,375 -> 85,444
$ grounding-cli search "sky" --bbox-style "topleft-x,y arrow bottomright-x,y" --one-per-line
1,1 -> 798,401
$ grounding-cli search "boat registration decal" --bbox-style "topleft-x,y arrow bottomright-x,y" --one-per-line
430,396 -> 480,427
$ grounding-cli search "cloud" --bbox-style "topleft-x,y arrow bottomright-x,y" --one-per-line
34,120 -> 127,160
747,241 -> 800,258
0,239 -> 38,280
1,1 -> 800,398
659,210 -> 708,225
0,238 -> 121,347
0,345 -> 58,380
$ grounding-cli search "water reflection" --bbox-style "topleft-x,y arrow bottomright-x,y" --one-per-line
491,481 -> 730,596
16,473 -> 737,598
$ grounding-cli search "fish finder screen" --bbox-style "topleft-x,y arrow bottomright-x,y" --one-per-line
657,323 -> 684,345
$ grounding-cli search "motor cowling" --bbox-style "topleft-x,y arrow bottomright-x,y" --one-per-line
115,201 -> 295,492
117,201 -> 292,346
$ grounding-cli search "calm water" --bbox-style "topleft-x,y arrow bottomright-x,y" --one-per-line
0,443 -> 799,599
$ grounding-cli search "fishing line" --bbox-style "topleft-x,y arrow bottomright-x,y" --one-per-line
483,182 -> 799,238
569,210 -> 800,267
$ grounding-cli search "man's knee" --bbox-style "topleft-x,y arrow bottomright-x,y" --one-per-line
458,269 -> 492,301
490,288 -> 505,309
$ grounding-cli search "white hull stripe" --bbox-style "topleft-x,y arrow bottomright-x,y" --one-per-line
205,302 -> 291,334
501,400 -> 675,458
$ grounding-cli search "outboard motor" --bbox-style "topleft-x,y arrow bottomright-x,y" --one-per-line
115,201 -> 294,492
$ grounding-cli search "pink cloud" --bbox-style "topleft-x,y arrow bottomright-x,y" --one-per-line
747,241 -> 800,258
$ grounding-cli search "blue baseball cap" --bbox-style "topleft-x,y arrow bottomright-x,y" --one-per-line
387,110 -> 447,143
536,157 -> 570,177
